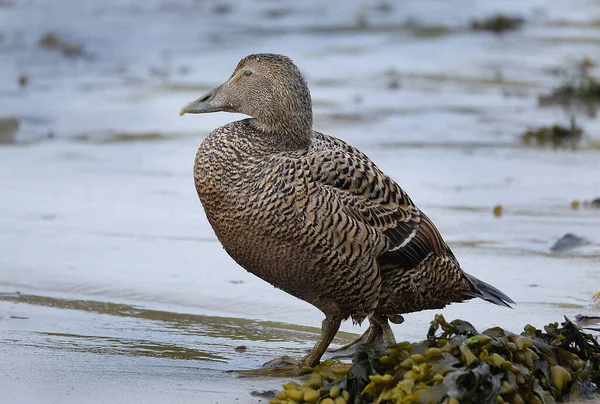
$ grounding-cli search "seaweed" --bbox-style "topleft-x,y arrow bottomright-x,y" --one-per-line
573,198 -> 600,210
18,73 -> 28,88
587,199 -> 600,209
38,32 -> 83,57
520,119 -> 583,149
271,315 -> 600,404
0,116 -> 19,144
470,15 -> 524,33
539,59 -> 600,117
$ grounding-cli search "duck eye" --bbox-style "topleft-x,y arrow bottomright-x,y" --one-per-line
243,70 -> 252,77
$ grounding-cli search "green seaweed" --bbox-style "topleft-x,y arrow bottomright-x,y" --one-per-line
520,119 -> 583,149
470,15 -> 524,33
271,315 -> 600,404
539,59 -> 600,117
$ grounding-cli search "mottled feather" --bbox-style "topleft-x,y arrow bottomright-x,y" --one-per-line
184,53 -> 513,369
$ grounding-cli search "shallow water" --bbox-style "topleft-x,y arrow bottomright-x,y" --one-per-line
1,0 -> 600,402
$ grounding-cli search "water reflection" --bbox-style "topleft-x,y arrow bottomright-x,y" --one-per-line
0,293 -> 356,364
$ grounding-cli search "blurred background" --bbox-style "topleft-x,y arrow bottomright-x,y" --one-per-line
0,0 -> 599,402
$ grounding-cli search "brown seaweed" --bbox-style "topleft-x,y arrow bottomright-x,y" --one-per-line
470,15 -> 524,33
520,119 -> 583,149
539,59 -> 600,117
270,316 -> 600,404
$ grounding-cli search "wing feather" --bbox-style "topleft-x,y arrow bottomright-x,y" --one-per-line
308,133 -> 446,267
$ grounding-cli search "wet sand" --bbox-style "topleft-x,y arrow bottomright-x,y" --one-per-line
2,346 -> 279,404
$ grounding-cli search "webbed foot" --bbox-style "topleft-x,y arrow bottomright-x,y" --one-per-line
236,315 -> 342,377
236,356 -> 312,377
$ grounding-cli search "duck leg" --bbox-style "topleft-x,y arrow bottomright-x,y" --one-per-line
329,322 -> 382,353
330,313 -> 397,353
302,315 -> 342,366
238,315 -> 342,377
372,313 -> 397,347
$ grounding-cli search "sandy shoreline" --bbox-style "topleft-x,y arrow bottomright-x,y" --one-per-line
2,346 -> 284,404
0,293 -> 302,404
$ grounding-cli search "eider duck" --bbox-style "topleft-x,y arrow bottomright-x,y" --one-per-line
180,53 -> 514,376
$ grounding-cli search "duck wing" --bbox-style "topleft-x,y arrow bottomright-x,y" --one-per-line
306,133 -> 513,309
308,133 -> 445,268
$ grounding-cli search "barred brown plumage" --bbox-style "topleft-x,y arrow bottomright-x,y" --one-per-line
180,53 -> 514,376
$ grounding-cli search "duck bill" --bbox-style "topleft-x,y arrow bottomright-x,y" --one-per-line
179,84 -> 231,116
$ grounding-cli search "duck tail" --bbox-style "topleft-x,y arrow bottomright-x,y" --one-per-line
463,275 -> 515,308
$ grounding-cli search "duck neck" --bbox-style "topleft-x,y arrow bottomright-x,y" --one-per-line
251,109 -> 313,151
